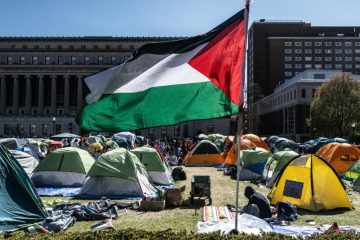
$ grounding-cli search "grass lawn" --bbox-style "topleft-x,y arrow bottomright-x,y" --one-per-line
41,167 -> 360,233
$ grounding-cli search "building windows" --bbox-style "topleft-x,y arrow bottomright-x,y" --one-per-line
314,57 -> 322,61
345,57 -> 352,61
325,49 -> 332,54
129,45 -> 135,50
284,49 -> 292,54
325,41 -> 332,46
314,64 -> 322,69
355,49 -> 360,54
335,64 -> 342,69
42,124 -> 49,136
117,45 -> 122,49
285,64 -> 292,69
45,45 -> 50,49
314,41 -> 322,46
335,57 -> 342,61
314,73 -> 325,79
305,49 -> 312,54
312,89 -> 316,98
295,56 -> 302,61
81,45 -> 86,49
174,125 -> 181,136
325,64 -> 332,69
294,49 -> 302,54
302,89 -> 306,98
285,41 -> 292,46
84,56 -> 90,65
93,45 -> 98,49
294,89 -> 297,99
4,124 -> 12,136
106,45 -> 110,49
304,41 -> 312,46
345,64 -> 352,69
71,56 -> 76,65
22,45 -> 27,49
69,45 -> 74,49
58,56 -> 63,65
345,49 -> 352,54
98,56 -> 103,64
30,124 -> 36,136
325,57 -> 332,61
57,45 -> 62,49
314,49 -> 322,54
355,57 -> 360,61
305,56 -> 312,61
111,56 -> 117,65
335,42 -> 342,46
20,56 -> 25,64
295,64 -> 302,69
6,56 -> 12,64
355,42 -> 360,46
304,64 -> 312,69
45,56 -> 50,65
335,49 -> 343,54
32,56 -> 38,65
285,71 -> 293,77
355,64 -> 360,69
161,126 -> 167,136
345,41 -> 352,46
284,56 -> 292,61
295,71 -> 301,75
294,41 -> 302,46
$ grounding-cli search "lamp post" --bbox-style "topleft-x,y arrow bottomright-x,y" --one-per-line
68,122 -> 73,133
52,116 -> 56,135
352,123 -> 356,139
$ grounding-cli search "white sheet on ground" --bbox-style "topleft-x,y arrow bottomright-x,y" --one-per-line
197,214 -> 273,235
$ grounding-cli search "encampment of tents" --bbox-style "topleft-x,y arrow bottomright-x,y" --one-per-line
31,147 -> 95,187
183,140 -> 224,166
269,154 -> 352,212
9,150 -> 39,177
316,143 -> 360,174
0,144 -> 47,232
131,146 -> 173,185
263,150 -> 299,188
80,148 -> 157,197
0,138 -> 39,159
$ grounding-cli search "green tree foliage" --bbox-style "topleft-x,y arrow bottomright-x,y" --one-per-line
308,73 -> 360,136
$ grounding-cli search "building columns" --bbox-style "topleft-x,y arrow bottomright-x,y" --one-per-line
13,75 -> 19,115
64,75 -> 70,115
38,75 -> 44,115
0,76 -> 6,115
51,75 -> 57,115
77,75 -> 83,111
25,75 -> 32,115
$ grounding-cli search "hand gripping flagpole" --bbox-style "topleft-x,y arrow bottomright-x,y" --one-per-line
234,0 -> 250,233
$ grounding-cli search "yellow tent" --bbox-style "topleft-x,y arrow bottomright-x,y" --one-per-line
316,143 -> 360,174
183,140 -> 224,166
269,154 -> 352,212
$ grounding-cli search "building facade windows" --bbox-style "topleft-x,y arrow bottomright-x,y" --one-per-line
355,49 -> 360,54
314,57 -> 322,61
305,64 -> 312,69
302,89 -> 306,98
285,56 -> 292,61
20,56 -> 25,64
284,49 -> 292,54
295,64 -> 302,69
305,56 -> 312,61
335,64 -> 342,69
345,64 -> 352,69
355,57 -> 360,61
325,64 -> 332,69
325,57 -> 332,61
325,49 -> 332,54
345,42 -> 352,46
345,57 -> 352,61
295,56 -> 302,61
111,56 -> 117,65
285,64 -> 292,69
71,56 -> 76,65
98,56 -> 103,64
285,41 -> 292,46
6,56 -> 12,64
305,49 -> 312,54
325,42 -> 332,46
314,64 -> 322,69
345,49 -> 353,54
285,71 -> 293,77
304,41 -> 312,46
294,41 -> 302,46
32,56 -> 37,65
45,56 -> 50,65
335,49 -> 343,54
314,49 -> 322,54
335,57 -> 342,61
314,42 -> 322,46
355,42 -> 360,46
84,56 -> 90,65
58,56 -> 63,65
294,49 -> 302,54
355,64 -> 360,69
335,42 -> 342,46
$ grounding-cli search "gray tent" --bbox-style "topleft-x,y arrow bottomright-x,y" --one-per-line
10,150 -> 38,177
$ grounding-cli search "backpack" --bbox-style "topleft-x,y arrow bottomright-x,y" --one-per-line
276,201 -> 298,221
172,167 -> 187,181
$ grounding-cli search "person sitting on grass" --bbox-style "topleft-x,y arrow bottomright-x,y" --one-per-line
244,186 -> 272,219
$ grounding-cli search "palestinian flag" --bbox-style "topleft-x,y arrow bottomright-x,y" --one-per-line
77,9 -> 246,131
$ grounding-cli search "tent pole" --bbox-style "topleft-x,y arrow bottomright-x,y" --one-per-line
234,0 -> 250,232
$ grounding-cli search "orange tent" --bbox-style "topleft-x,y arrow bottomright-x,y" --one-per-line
316,143 -> 360,174
241,134 -> 270,151
183,140 -> 224,166
224,139 -> 256,165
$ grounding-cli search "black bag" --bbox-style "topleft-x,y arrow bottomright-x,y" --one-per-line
172,167 -> 187,181
276,201 -> 298,221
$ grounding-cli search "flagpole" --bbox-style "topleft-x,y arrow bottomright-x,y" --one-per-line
234,0 -> 250,233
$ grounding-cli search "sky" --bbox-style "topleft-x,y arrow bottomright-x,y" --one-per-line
1,0 -> 360,37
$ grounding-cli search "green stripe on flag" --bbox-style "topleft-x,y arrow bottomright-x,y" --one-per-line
77,81 -> 238,131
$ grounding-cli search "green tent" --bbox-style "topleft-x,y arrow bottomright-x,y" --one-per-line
105,140 -> 119,150
205,134 -> 227,151
0,144 -> 47,232
131,146 -> 173,185
9,150 -> 39,176
31,147 -> 95,187
263,150 -> 299,188
80,148 -> 157,197
238,147 -> 272,180
344,160 -> 360,180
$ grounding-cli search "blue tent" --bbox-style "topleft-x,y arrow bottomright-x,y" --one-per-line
302,137 -> 348,154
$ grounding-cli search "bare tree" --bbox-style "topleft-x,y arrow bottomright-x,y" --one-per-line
308,73 -> 360,137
